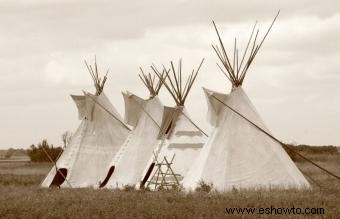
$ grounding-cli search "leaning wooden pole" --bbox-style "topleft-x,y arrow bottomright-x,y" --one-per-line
211,94 -> 340,181
41,146 -> 72,188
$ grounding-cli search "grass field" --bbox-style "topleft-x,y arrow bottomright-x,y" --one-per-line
0,154 -> 339,218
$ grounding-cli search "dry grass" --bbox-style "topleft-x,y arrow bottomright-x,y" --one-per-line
0,162 -> 51,186
0,161 -> 51,175
1,186 -> 338,218
0,154 -> 339,218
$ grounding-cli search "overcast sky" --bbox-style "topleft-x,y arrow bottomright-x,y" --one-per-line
1,0 -> 340,149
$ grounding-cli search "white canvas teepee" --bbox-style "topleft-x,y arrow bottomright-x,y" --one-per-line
102,68 -> 167,188
183,13 -> 310,191
143,60 -> 208,186
41,60 -> 130,188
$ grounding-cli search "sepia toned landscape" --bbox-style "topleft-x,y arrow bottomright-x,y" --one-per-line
0,146 -> 339,218
1,1 -> 340,218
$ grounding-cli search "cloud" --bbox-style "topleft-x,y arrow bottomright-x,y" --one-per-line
1,0 -> 340,148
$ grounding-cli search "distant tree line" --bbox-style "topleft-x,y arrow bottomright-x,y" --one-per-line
26,131 -> 71,162
2,148 -> 27,159
27,139 -> 63,162
4,148 -> 16,159
292,145 -> 338,154
284,144 -> 338,162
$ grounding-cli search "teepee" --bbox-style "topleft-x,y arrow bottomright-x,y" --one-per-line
183,13 -> 310,191
143,59 -> 208,187
101,67 -> 168,188
41,59 -> 130,188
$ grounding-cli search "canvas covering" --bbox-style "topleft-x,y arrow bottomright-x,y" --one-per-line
146,106 -> 207,183
41,92 -> 129,188
183,87 -> 310,191
104,95 -> 164,188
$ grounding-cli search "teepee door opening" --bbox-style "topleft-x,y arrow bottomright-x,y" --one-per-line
50,168 -> 67,188
140,163 -> 155,188
99,166 -> 115,188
